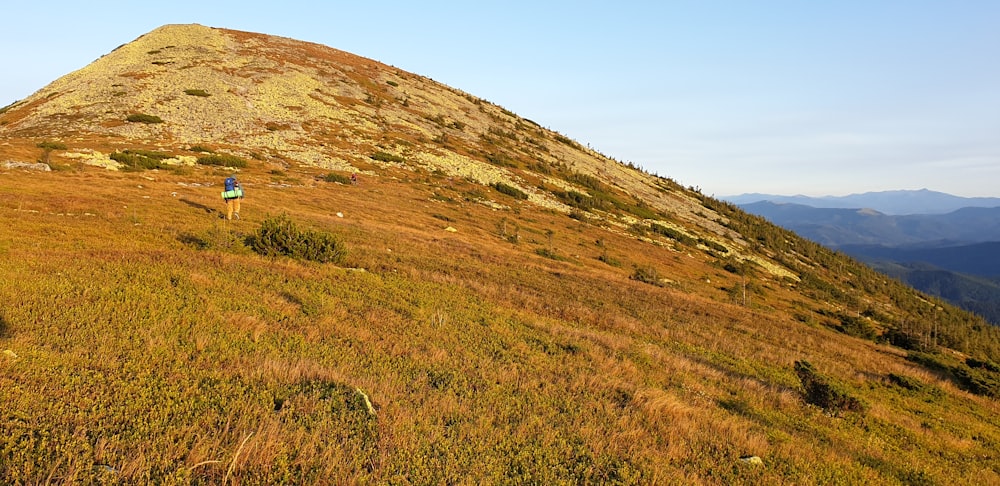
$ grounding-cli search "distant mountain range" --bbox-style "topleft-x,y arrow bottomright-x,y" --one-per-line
730,190 -> 1000,323
724,189 -> 1000,215
737,201 -> 1000,247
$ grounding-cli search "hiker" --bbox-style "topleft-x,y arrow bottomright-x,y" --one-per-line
221,175 -> 244,220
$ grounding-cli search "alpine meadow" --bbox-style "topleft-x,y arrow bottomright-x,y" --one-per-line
1,24 -> 998,485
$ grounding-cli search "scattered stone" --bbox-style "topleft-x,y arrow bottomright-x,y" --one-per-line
336,212 -> 344,218
444,226 -> 457,233
3,161 -> 51,171
3,349 -> 17,359
739,455 -> 764,466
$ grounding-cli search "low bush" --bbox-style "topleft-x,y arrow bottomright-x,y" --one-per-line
197,153 -> 248,168
631,265 -> 663,287
553,190 -> 594,211
370,151 -> 404,163
126,113 -> 164,124
183,89 -> 211,97
650,223 -> 696,245
490,182 -> 528,200
953,366 -> 1000,398
110,150 -> 172,171
249,214 -> 347,264
834,313 -> 878,341
323,172 -> 353,184
699,238 -> 728,254
887,373 -> 927,392
794,360 -> 864,415
485,152 -> 517,168
36,141 -> 67,150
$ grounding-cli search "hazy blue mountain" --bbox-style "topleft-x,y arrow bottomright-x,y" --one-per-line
734,192 -> 1000,325
725,189 -> 1000,215
843,242 -> 1000,280
741,201 -> 1000,247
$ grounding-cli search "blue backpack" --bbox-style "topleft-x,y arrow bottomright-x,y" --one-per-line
222,177 -> 243,199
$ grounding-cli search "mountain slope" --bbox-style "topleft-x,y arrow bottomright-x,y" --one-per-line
2,24 -> 999,484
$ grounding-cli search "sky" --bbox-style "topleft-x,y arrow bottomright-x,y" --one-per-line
2,1 -> 998,197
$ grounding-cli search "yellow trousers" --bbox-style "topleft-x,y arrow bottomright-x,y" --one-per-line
226,198 -> 241,220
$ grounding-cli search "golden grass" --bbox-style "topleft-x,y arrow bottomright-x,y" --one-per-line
0,164 -> 998,484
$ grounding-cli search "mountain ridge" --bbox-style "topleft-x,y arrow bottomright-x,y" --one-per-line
724,188 -> 1000,215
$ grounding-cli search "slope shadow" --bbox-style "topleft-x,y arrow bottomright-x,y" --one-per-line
180,198 -> 216,214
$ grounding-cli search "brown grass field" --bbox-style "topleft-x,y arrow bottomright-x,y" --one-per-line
1,161 -> 997,484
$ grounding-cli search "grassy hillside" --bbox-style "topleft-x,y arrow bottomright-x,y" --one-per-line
1,164 -> 998,484
2,23 -> 999,485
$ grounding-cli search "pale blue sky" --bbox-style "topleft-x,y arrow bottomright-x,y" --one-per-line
2,1 -> 998,197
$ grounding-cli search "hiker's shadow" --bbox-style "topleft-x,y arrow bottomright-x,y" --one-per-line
180,198 -> 216,215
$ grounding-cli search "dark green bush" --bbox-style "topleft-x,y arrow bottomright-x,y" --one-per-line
323,172 -> 353,184
887,373 -> 928,393
110,150 -> 172,171
631,265 -> 663,287
699,238 -> 729,254
183,89 -> 211,97
794,360 -> 864,415
485,152 -> 517,168
126,113 -> 164,124
370,151 -> 404,163
833,313 -> 878,341
189,145 -> 215,153
36,141 -> 67,150
249,214 -> 347,264
196,153 -> 248,168
650,223 -> 696,245
554,190 -> 594,211
967,357 -> 1000,373
953,366 -> 1000,398
490,182 -> 528,200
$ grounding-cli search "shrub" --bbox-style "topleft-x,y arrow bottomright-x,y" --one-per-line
196,153 -> 248,168
699,238 -> 729,254
953,366 -> 1000,398
323,172 -> 352,184
887,373 -> 928,393
534,248 -> 564,261
650,223 -> 696,245
835,314 -> 877,341
183,89 -> 210,97
189,145 -> 215,153
554,190 -> 594,211
631,265 -> 664,287
36,141 -> 67,150
490,182 -> 528,200
249,214 -> 347,264
485,152 -> 517,168
126,113 -> 164,124
370,151 -> 404,163
110,150 -> 171,171
794,361 -> 864,415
